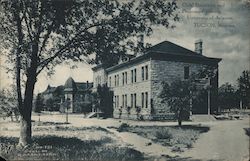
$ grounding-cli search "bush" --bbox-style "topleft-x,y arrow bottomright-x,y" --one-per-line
154,128 -> 173,140
117,123 -> 129,132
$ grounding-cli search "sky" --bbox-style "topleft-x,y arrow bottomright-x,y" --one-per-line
0,0 -> 249,94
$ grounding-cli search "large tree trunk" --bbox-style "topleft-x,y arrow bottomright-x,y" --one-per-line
19,114 -> 32,146
18,73 -> 36,146
18,42 -> 38,147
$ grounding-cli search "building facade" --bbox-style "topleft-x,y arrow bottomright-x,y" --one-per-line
39,77 -> 93,113
92,40 -> 221,120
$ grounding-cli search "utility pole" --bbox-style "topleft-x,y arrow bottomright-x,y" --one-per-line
189,91 -> 193,120
66,106 -> 68,123
65,98 -> 70,123
208,78 -> 211,115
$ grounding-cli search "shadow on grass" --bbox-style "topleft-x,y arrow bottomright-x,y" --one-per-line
32,121 -> 70,126
244,128 -> 250,136
0,135 -> 143,161
170,125 -> 210,133
159,155 -> 224,161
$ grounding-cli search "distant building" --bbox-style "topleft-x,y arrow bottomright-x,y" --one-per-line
92,40 -> 221,120
39,77 -> 93,113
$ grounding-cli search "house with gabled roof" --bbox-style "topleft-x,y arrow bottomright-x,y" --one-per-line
39,77 -> 93,113
92,40 -> 221,120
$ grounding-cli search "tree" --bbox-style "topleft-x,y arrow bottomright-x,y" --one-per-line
95,84 -> 113,117
0,0 -> 179,146
0,88 -> 19,121
237,70 -> 250,109
160,66 -> 219,125
34,93 -> 43,113
160,79 -> 196,126
218,83 -> 237,111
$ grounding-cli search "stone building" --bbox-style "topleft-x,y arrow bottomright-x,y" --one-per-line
92,40 -> 221,120
39,77 -> 93,113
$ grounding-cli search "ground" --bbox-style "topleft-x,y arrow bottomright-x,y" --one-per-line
0,113 -> 249,161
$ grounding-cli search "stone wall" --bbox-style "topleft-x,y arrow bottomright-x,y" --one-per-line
150,60 -> 206,117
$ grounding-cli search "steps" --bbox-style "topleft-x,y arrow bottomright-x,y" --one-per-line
85,112 -> 97,118
191,114 -> 216,122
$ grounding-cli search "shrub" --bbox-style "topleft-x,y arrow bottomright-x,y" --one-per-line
244,128 -> 250,136
154,128 -> 173,140
117,123 -> 129,132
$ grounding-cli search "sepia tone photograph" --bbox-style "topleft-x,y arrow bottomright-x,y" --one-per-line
0,0 -> 249,160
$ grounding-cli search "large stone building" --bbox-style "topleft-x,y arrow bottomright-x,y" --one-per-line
39,77 -> 93,113
92,40 -> 221,120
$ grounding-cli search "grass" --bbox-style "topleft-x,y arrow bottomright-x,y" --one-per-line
118,125 -> 209,152
1,121 -> 144,161
0,135 -> 144,161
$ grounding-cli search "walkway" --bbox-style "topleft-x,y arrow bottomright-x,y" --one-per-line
107,128 -> 176,159
182,119 -> 249,161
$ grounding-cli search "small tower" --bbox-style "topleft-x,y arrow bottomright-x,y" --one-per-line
64,77 -> 77,113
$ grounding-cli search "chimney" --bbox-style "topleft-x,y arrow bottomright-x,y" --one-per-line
136,34 -> 144,56
195,39 -> 203,55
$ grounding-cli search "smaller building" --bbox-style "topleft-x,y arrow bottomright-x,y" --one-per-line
38,77 -> 93,113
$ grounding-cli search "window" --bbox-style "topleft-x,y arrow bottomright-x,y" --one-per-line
114,96 -> 116,108
145,92 -> 148,108
122,73 -> 124,85
134,69 -> 137,83
109,76 -> 111,87
141,66 -> 144,81
131,94 -> 133,108
131,70 -> 134,83
117,95 -> 119,108
117,75 -> 119,86
184,66 -> 190,79
122,95 -> 124,107
125,95 -> 127,107
141,93 -> 144,108
141,65 -> 149,81
145,65 -> 148,80
134,93 -> 136,108
125,72 -> 127,84
114,75 -> 116,86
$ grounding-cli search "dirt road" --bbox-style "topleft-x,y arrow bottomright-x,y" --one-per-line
183,119 -> 249,161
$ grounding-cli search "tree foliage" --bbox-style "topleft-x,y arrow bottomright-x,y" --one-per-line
94,84 -> 113,117
0,88 -> 19,121
218,83 -> 237,111
159,66 -> 219,125
237,70 -> 250,108
34,93 -> 43,113
160,79 -> 196,126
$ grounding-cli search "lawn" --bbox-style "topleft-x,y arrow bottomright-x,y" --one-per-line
0,121 -> 144,161
116,123 -> 210,152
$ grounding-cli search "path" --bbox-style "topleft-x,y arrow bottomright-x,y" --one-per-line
106,128 -> 176,159
182,119 -> 249,161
